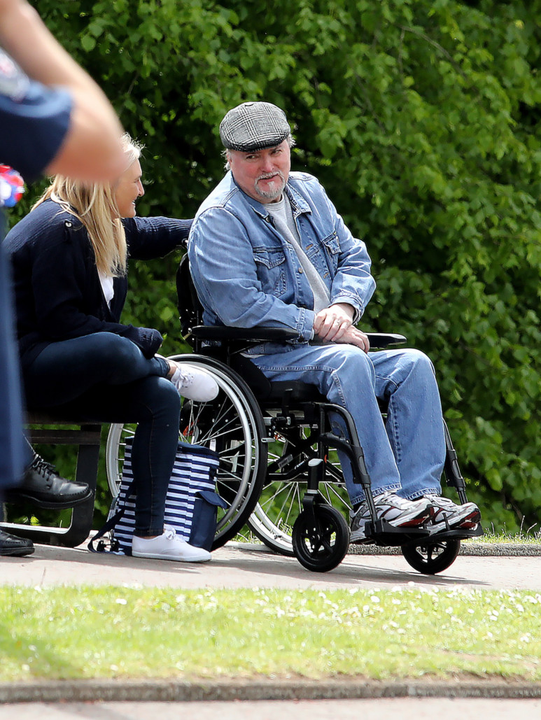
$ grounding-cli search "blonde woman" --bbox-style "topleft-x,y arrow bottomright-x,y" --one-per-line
4,134 -> 218,563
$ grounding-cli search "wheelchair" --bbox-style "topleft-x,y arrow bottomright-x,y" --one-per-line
105,252 -> 483,575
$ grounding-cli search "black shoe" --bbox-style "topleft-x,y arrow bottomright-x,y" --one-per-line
0,529 -> 34,557
5,454 -> 93,510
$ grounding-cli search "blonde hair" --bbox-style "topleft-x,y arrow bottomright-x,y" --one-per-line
33,133 -> 144,277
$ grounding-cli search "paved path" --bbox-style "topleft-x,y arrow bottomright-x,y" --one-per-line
0,698 -> 540,720
1,541 -> 540,591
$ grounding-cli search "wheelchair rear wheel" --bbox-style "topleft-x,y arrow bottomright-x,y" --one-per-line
401,537 -> 461,574
105,355 -> 267,550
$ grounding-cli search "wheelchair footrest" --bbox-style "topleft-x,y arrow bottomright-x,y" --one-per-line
363,519 -> 431,547
401,522 -> 484,547
362,519 -> 484,548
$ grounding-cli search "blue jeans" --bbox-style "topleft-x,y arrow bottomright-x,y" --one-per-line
251,345 -> 445,505
0,243 -> 27,491
23,332 -> 181,536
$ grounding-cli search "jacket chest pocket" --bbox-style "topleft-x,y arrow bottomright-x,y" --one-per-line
254,247 -> 287,297
321,230 -> 340,273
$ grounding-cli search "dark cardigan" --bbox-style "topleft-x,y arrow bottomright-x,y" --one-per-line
4,198 -> 191,371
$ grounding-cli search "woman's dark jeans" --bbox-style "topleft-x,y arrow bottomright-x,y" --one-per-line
24,332 -> 181,536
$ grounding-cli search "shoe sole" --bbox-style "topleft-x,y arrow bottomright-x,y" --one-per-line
350,514 -> 366,543
132,550 -> 211,563
4,489 -> 94,510
0,545 -> 35,557
350,529 -> 367,543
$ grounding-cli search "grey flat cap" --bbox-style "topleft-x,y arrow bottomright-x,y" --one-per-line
220,101 -> 291,152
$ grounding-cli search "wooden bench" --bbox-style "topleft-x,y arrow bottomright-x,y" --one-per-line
1,411 -> 103,547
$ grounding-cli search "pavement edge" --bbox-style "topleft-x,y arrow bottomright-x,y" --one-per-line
1,678 -> 541,704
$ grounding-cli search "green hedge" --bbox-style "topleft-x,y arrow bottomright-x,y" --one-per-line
9,0 -> 541,532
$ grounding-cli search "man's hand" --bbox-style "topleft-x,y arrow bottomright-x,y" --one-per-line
339,326 -> 370,352
313,302 -> 355,343
313,303 -> 370,352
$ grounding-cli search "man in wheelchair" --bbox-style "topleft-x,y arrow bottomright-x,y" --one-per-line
188,101 -> 480,543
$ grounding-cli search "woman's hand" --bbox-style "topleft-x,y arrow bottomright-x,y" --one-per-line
165,357 -> 179,380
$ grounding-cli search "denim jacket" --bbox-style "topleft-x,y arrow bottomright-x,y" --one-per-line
188,170 -> 376,354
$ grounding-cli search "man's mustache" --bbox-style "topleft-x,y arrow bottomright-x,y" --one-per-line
256,171 -> 285,183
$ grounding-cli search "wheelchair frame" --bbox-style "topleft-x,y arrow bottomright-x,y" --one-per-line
105,252 -> 483,574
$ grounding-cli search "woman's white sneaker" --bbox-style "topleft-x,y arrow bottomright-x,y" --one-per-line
170,365 -> 219,402
132,525 -> 211,562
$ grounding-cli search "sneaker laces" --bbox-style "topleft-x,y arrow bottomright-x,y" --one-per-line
425,495 -> 470,519
425,494 -> 455,507
163,524 -> 177,540
170,367 -> 194,391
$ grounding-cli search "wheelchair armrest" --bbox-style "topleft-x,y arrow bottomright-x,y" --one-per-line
192,326 -> 406,348
366,333 -> 407,348
191,326 -> 299,343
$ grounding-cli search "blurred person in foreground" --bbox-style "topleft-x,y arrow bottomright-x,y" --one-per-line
0,0 -> 124,556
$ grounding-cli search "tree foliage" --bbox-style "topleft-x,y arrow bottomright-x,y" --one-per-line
15,0 -> 541,530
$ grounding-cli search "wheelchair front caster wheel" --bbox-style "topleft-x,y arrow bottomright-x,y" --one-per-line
402,537 -> 461,575
292,505 -> 350,573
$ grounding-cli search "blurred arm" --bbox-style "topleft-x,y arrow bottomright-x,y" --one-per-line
0,0 -> 124,180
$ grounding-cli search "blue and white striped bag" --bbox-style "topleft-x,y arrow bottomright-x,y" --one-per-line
89,440 -> 223,555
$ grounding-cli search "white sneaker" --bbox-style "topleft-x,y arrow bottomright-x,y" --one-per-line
350,492 -> 432,542
132,525 -> 211,562
425,495 -> 481,534
170,365 -> 219,402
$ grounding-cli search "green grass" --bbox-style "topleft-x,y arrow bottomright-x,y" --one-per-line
466,534 -> 541,546
2,585 -> 541,683
465,527 -> 541,545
